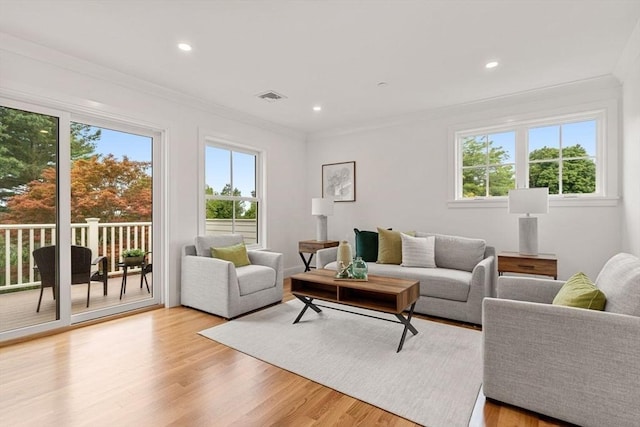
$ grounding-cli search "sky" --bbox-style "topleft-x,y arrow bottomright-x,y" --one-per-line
91,127 -> 152,162
89,126 -> 256,198
483,119 -> 596,163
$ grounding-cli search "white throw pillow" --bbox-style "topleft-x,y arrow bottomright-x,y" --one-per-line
400,233 -> 436,268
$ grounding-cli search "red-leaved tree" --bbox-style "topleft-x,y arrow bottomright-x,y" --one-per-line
3,154 -> 151,224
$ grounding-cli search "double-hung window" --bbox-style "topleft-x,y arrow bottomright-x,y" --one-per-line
204,143 -> 261,245
454,110 -> 605,201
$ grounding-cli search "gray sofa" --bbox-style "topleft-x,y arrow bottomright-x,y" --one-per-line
181,234 -> 283,319
483,252 -> 640,427
316,232 -> 495,325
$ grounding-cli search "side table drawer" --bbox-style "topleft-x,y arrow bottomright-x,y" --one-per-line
498,256 -> 557,277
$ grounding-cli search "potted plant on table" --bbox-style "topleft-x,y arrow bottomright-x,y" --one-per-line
121,248 -> 145,266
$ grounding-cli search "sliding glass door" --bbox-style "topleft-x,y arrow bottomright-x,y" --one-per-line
0,99 -> 162,338
69,122 -> 155,315
0,104 -> 60,332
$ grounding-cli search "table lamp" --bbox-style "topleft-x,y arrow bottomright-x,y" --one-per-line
311,198 -> 334,241
508,188 -> 549,256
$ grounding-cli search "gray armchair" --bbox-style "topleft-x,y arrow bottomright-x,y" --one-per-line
483,253 -> 640,427
180,234 -> 283,319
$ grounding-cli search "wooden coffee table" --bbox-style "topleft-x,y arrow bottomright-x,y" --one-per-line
290,269 -> 420,352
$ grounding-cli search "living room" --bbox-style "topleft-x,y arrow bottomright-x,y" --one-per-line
1,1 -> 639,426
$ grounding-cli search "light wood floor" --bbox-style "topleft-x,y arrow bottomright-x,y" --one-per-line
0,279 -> 570,427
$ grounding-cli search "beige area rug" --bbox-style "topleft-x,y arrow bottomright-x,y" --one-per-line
199,299 -> 483,427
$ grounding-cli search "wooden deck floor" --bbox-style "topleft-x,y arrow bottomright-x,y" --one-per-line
0,273 -> 152,332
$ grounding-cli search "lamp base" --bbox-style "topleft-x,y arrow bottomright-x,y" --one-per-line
316,215 -> 328,241
519,216 -> 538,256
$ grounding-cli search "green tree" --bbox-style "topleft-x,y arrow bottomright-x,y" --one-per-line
529,145 -> 595,194
242,191 -> 257,219
206,184 -> 244,219
0,107 -> 99,209
462,137 -> 515,197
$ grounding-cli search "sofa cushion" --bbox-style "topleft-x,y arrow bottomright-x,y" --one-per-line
552,272 -> 606,310
401,233 -> 436,268
415,232 -> 486,272
211,242 -> 251,268
377,228 -> 414,264
237,264 -> 276,296
195,234 -> 243,257
323,261 -> 471,302
594,253 -> 640,316
354,228 -> 389,262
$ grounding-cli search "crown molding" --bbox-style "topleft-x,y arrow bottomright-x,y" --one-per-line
0,32 -> 305,141
306,75 -> 621,142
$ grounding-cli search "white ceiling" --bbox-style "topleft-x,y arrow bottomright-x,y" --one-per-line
1,0 -> 639,134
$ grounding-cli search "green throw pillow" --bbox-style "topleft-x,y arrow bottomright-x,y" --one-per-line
552,272 -> 606,310
211,243 -> 251,268
377,228 -> 414,264
354,228 -> 390,262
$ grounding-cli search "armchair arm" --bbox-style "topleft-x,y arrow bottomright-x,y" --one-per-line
483,298 -> 640,427
470,255 -> 494,297
316,247 -> 338,269
248,250 -> 284,290
497,276 -> 564,303
91,256 -> 108,277
180,254 -> 238,318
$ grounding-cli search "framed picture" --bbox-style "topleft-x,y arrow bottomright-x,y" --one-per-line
322,161 -> 356,202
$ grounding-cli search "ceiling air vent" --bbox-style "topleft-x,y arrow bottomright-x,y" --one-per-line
256,90 -> 287,102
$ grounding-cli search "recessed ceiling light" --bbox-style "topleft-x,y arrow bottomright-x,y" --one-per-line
178,43 -> 192,52
313,105 -> 322,112
485,61 -> 499,69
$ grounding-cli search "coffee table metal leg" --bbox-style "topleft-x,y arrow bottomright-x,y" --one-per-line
293,295 -> 322,323
396,302 -> 418,352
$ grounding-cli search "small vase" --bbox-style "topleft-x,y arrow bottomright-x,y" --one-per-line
336,240 -> 353,278
352,256 -> 368,280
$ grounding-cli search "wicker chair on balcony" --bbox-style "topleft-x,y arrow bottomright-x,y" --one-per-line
33,245 -> 108,312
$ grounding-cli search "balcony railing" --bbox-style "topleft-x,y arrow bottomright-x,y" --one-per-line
1,218 -> 257,292
0,219 -> 151,291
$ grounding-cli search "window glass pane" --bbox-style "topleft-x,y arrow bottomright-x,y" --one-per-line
488,165 -> 515,196
462,135 -> 487,167
529,161 -> 559,194
562,120 -> 596,157
462,167 -> 486,198
488,131 -> 515,166
205,146 -> 230,195
529,125 -> 560,159
562,159 -> 596,194
238,202 -> 258,245
232,151 -> 256,198
0,106 -> 59,331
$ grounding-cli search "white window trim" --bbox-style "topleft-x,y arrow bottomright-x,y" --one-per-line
199,131 -> 265,249
447,99 -> 619,208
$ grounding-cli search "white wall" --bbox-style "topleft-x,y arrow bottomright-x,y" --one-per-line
621,52 -> 640,256
307,78 -> 623,280
0,35 -> 308,307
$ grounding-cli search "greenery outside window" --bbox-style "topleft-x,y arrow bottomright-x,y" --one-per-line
205,143 -> 261,245
455,111 -> 604,201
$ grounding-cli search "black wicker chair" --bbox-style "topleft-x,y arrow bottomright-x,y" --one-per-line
33,245 -> 108,312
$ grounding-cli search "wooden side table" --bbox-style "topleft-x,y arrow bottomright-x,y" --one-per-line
298,240 -> 339,272
498,252 -> 558,279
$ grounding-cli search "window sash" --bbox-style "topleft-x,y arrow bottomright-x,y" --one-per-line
455,110 -> 604,200
204,142 -> 261,246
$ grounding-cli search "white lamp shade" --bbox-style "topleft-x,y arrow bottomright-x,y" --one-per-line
508,188 -> 549,214
311,198 -> 334,216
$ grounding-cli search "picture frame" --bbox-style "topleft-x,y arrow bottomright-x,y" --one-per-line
322,161 -> 356,202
